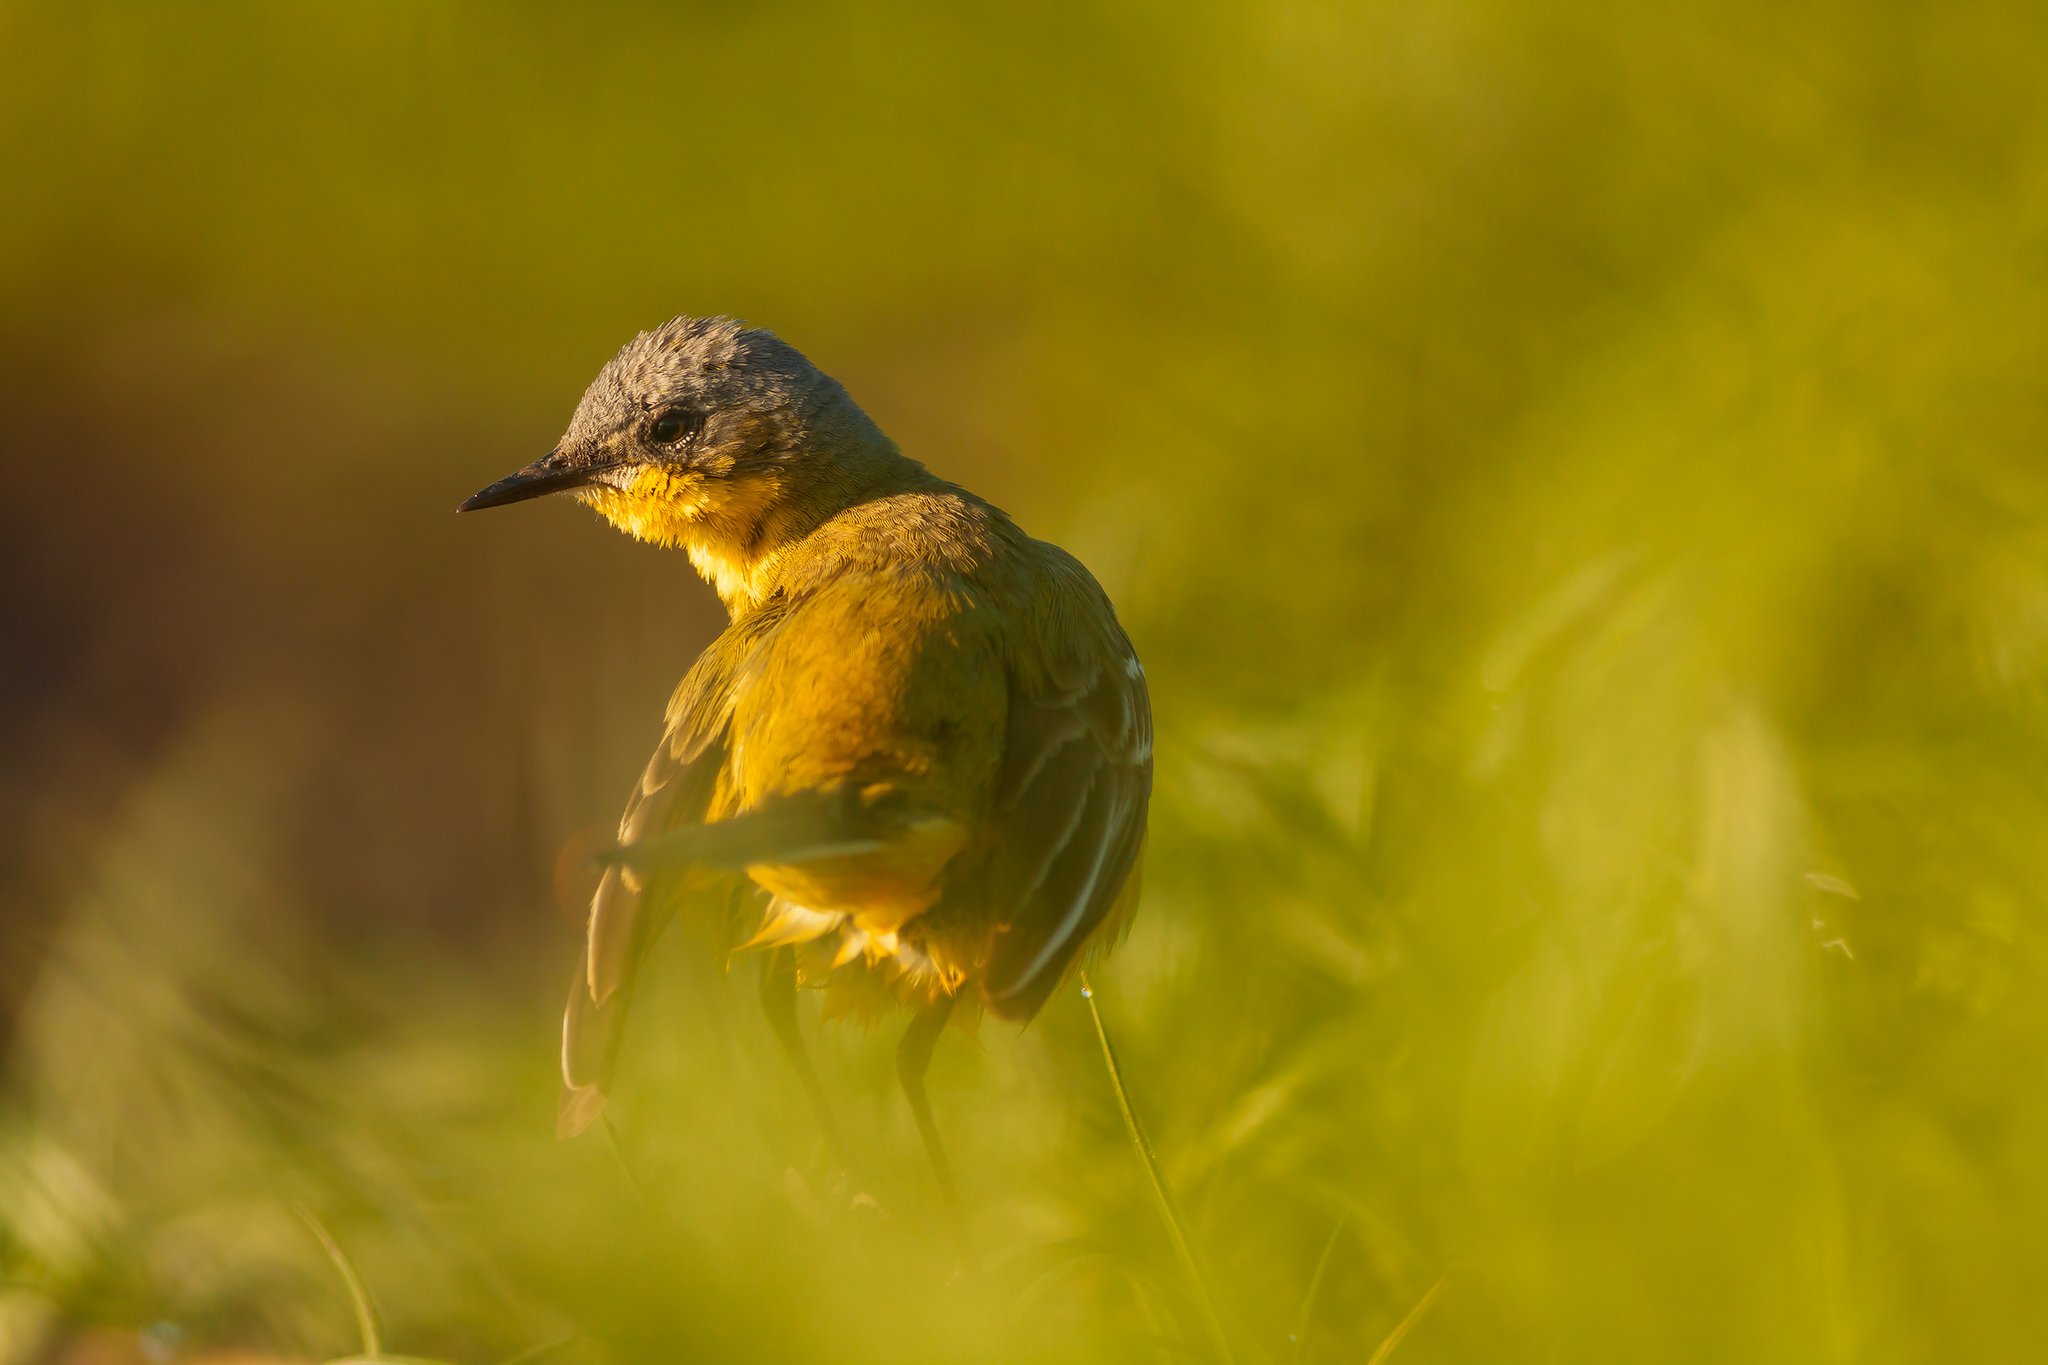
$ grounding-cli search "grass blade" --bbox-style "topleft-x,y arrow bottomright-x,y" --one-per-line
1080,973 -> 1240,1365
292,1201 -> 382,1360
1366,1275 -> 1445,1365
601,1113 -> 647,1198
1288,1213 -> 1349,1365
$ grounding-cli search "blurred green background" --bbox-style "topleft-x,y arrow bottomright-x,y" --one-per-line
5,2 -> 2047,1361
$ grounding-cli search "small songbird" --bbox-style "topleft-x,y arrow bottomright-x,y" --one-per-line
460,318 -> 1151,1202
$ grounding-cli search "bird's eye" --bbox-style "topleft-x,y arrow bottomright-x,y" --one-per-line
648,409 -> 699,446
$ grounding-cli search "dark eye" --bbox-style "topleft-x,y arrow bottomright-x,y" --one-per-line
648,408 -> 699,446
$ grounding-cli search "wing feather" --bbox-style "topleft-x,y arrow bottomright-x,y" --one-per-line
981,641 -> 1152,1020
560,602 -> 787,1134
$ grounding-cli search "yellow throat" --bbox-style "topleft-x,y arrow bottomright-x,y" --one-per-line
576,464 -> 785,609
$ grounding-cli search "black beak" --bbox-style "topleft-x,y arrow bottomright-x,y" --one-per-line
458,449 -> 600,512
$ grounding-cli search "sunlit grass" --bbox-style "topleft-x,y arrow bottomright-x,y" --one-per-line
7,1 -> 2048,1361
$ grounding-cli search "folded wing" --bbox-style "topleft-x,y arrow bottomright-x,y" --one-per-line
559,604 -> 786,1135
980,638 -> 1152,1021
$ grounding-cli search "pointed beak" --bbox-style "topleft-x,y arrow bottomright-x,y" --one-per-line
458,449 -> 602,513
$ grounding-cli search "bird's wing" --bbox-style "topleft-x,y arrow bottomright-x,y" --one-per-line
980,571 -> 1153,1021
560,602 -> 787,1136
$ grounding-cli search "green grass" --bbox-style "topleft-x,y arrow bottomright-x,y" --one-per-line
6,1 -> 2048,1361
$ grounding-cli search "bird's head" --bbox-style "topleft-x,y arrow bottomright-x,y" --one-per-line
461,317 -> 899,598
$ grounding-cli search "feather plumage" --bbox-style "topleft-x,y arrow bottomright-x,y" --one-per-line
487,318 -> 1154,1136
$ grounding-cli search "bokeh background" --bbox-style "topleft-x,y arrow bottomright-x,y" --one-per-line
6,2 -> 2047,1361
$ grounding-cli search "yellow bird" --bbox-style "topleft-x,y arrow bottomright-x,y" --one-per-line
460,317 -> 1152,1202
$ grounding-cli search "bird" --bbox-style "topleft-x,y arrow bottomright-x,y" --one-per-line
459,316 -> 1152,1212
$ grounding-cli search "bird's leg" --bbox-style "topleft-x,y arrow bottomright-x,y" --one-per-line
897,991 -> 971,1256
758,946 -> 849,1170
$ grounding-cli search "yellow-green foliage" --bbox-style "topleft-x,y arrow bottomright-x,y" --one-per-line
3,3 -> 2045,1362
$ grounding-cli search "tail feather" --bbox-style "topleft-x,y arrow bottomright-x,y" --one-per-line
559,948 -> 630,1138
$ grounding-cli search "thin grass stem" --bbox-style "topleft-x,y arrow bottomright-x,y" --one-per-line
601,1112 -> 647,1199
292,1201 -> 382,1360
1366,1275 -> 1445,1365
1288,1212 -> 1349,1365
1079,972 -> 1240,1365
